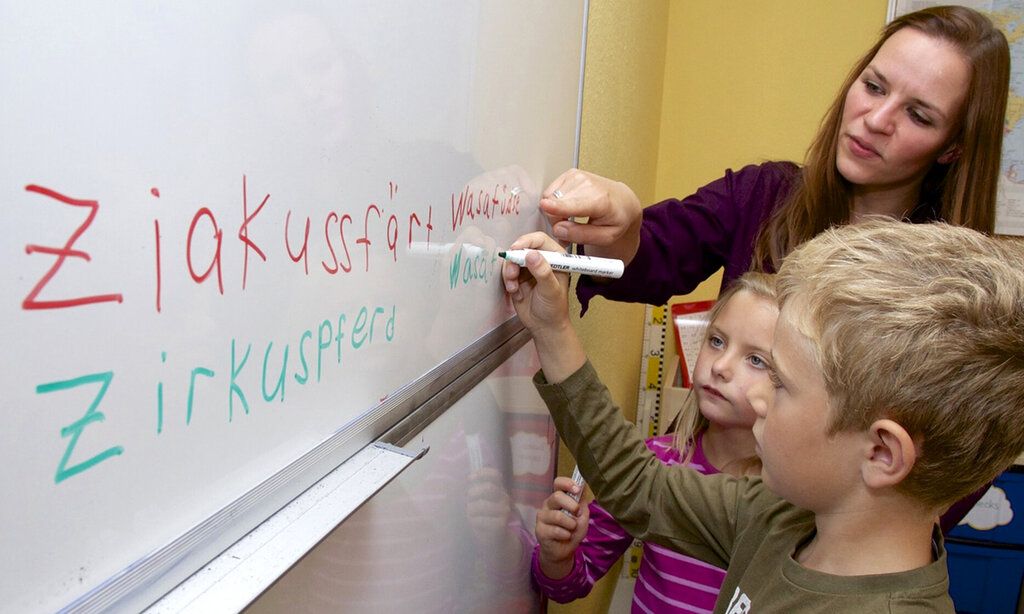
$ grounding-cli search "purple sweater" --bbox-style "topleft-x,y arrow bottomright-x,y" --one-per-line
576,162 -> 799,315
576,161 -> 945,315
531,434 -> 726,613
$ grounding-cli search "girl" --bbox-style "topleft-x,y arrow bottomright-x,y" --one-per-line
530,272 -> 777,612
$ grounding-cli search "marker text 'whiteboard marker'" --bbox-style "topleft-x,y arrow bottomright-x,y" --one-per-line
498,249 -> 623,279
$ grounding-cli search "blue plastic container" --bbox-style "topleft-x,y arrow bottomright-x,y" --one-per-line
946,541 -> 1023,613
949,468 -> 1024,546
946,466 -> 1024,613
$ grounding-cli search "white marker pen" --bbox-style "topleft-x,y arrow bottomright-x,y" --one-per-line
563,465 -> 585,517
498,249 -> 623,279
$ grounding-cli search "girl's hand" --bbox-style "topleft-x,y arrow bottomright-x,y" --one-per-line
535,476 -> 590,579
540,169 -> 642,266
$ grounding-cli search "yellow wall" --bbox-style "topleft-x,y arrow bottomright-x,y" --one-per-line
653,0 -> 888,376
556,2 -> 671,611
571,1 -> 671,431
561,1 -> 887,612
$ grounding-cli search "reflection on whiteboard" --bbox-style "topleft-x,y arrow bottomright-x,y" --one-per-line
246,345 -> 554,613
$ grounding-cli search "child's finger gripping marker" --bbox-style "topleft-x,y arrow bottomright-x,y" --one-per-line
563,465 -> 585,517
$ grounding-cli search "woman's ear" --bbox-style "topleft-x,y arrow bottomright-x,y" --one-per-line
862,419 -> 918,490
937,143 -> 962,165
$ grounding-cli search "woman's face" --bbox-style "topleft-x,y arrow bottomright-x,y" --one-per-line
836,28 -> 970,193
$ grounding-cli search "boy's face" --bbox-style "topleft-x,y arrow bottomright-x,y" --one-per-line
748,302 -> 863,512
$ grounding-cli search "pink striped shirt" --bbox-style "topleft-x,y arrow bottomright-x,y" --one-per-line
531,433 -> 726,613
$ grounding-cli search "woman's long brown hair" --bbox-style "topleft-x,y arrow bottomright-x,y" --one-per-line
752,6 -> 1009,272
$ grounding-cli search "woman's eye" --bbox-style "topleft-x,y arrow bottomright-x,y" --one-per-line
767,368 -> 783,389
908,109 -> 933,126
863,79 -> 884,95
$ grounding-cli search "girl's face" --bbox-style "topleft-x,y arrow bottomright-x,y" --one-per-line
692,290 -> 779,430
746,303 -> 863,512
836,28 -> 969,194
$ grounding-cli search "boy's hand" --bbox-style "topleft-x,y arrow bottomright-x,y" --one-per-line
502,232 -> 586,383
535,476 -> 590,579
502,232 -> 570,333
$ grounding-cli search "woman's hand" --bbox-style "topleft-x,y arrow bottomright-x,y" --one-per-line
540,169 -> 643,266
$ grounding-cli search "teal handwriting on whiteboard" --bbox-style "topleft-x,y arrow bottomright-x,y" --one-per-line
36,371 -> 123,484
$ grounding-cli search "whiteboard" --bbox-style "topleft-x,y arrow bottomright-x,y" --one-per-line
0,2 -> 585,611
246,343 -> 556,613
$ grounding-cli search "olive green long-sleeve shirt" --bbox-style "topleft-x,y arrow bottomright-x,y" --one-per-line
534,361 -> 954,613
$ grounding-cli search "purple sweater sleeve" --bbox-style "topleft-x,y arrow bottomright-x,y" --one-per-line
530,500 -> 635,602
576,162 -> 798,315
530,437 -> 683,602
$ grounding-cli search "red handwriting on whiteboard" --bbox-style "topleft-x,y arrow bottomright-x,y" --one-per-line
295,194 -> 433,277
186,207 -> 225,295
322,211 -> 354,274
239,174 -> 269,290
24,177 -> 455,313
22,184 -> 124,310
355,204 -> 381,272
450,182 -> 521,232
153,189 -> 163,312
284,210 -> 312,275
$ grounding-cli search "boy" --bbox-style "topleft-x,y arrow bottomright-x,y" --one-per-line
502,220 -> 1024,612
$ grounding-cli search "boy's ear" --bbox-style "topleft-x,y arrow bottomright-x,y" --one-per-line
862,419 -> 917,489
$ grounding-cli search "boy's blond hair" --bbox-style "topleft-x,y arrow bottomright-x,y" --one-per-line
776,219 -> 1024,508
673,271 -> 776,477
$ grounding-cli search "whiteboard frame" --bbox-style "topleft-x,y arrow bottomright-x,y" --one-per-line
144,442 -> 424,614
574,0 -> 589,169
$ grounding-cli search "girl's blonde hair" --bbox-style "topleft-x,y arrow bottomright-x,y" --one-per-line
752,5 -> 1009,272
671,272 -> 777,475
